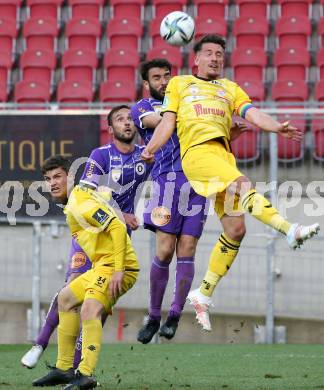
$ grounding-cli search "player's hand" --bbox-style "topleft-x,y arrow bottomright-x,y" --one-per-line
141,148 -> 155,163
278,121 -> 303,141
230,121 -> 249,142
123,213 -> 139,230
109,271 -> 124,299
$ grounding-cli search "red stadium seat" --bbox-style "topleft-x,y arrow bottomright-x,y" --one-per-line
195,17 -> 227,41
0,17 -> 18,55
274,47 -> 310,81
317,48 -> 324,80
231,47 -> 267,82
62,48 -> 98,84
104,48 -> 140,83
232,17 -> 269,49
23,18 -> 59,51
315,80 -> 324,101
152,0 -> 187,19
106,17 -> 143,51
26,0 -> 63,22
0,80 -> 8,102
68,0 -> 105,20
149,18 -> 170,49
0,50 -> 13,92
146,46 -> 183,75
100,80 -> 137,102
272,80 -> 308,102
14,80 -> 51,104
65,18 -> 101,51
231,121 -> 260,162
236,80 -> 265,102
57,80 -> 93,105
277,0 -> 312,17
193,0 -> 229,19
318,18 -> 324,48
275,16 -> 311,49
20,49 -> 56,87
188,51 -> 198,74
235,0 -> 270,18
110,0 -> 145,19
312,113 -> 324,161
0,0 -> 21,25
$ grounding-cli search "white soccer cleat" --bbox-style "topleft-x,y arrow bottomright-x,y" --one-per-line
286,223 -> 320,249
21,344 -> 44,369
187,289 -> 212,332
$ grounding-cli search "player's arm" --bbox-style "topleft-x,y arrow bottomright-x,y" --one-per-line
122,212 -> 139,230
230,119 -> 249,142
141,112 -> 176,162
141,112 -> 162,129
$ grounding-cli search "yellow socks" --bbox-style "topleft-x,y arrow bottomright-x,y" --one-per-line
56,311 -> 80,371
200,233 -> 241,297
78,319 -> 102,377
240,189 -> 291,235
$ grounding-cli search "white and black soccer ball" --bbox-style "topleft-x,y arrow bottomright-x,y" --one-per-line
160,11 -> 195,47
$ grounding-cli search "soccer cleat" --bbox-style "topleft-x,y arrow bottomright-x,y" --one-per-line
21,344 -> 44,369
137,317 -> 160,344
159,315 -> 180,340
32,366 -> 75,387
187,289 -> 212,332
286,223 -> 320,249
62,371 -> 98,389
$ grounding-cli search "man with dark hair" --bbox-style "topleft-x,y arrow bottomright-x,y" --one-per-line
131,59 -> 209,343
142,34 -> 319,331
23,106 -> 151,381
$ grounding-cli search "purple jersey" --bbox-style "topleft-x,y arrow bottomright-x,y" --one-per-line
80,143 -> 152,214
131,98 -> 182,179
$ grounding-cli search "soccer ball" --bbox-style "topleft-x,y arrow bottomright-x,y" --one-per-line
160,11 -> 195,47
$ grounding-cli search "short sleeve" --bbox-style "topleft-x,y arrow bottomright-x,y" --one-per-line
131,100 -> 156,129
161,76 -> 180,114
80,148 -> 108,189
233,84 -> 253,119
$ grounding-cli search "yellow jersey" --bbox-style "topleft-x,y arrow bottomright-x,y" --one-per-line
64,185 -> 138,272
161,75 -> 252,158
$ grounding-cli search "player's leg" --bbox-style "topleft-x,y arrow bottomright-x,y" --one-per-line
188,214 -> 245,331
137,230 -> 176,344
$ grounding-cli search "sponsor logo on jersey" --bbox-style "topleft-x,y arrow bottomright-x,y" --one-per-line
92,208 -> 110,225
217,90 -> 226,97
162,96 -> 169,109
151,206 -> 171,226
86,162 -> 95,178
71,251 -> 87,269
111,168 -> 122,182
138,107 -> 147,113
135,162 -> 145,175
193,104 -> 225,118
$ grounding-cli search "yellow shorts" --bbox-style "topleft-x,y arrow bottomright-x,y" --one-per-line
182,140 -> 244,219
69,265 -> 138,313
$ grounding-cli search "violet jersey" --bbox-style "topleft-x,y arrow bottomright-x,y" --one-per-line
131,98 -> 182,180
80,143 -> 152,214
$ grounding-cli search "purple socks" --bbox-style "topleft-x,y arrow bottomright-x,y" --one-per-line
36,292 -> 59,349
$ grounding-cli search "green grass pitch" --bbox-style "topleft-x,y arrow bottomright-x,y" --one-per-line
1,344 -> 324,389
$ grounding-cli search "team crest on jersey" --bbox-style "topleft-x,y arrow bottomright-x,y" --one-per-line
111,168 -> 122,182
139,107 -> 147,113
189,84 -> 199,95
153,105 -> 163,114
135,162 -> 145,175
71,251 -> 87,269
151,206 -> 171,227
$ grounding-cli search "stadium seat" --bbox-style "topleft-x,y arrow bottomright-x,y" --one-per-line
152,0 -> 187,19
61,48 -> 98,85
193,0 -> 229,19
312,114 -> 324,161
65,17 -> 101,51
149,18 -> 170,48
100,80 -> 137,103
272,80 -> 308,102
236,80 -> 265,102
23,18 -> 59,51
110,0 -> 145,19
103,48 -> 140,83
0,50 -> 13,93
318,18 -> 324,48
146,46 -> 183,75
231,122 -> 260,162
106,17 -> 143,51
26,0 -> 63,22
315,79 -> 324,101
20,49 -> 56,87
232,17 -> 269,49
235,0 -> 271,19
274,47 -> 310,81
0,0 -> 21,25
68,0 -> 105,20
277,131 -> 305,162
277,0 -> 312,17
275,16 -> 311,49
317,48 -> 324,80
14,80 -> 51,104
195,17 -> 227,41
0,17 -> 18,55
57,80 -> 93,105
231,47 -> 267,82
0,81 -> 7,102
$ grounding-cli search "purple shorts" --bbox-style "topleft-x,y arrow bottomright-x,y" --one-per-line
144,171 -> 208,238
65,238 -> 92,281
